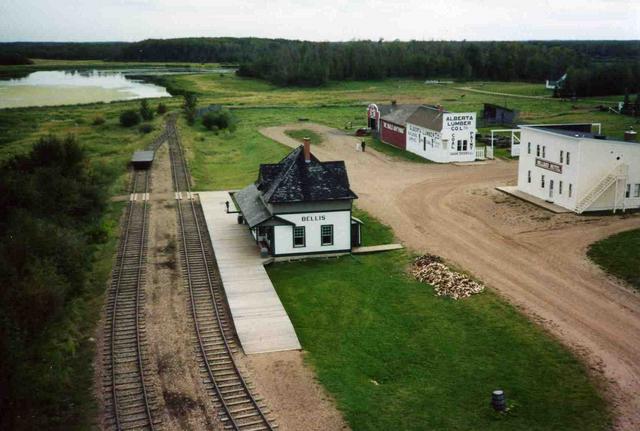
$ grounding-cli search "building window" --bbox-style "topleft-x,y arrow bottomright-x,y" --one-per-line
293,226 -> 305,248
527,170 -> 531,183
423,137 -> 426,152
536,144 -> 540,157
559,181 -> 563,194
560,150 -> 564,163
635,184 -> 640,198
463,140 -> 468,151
457,140 -> 462,151
541,174 -> 545,188
542,146 -> 546,158
626,184 -> 631,198
528,142 -> 531,154
566,152 -> 570,165
320,225 -> 334,246
569,183 -> 573,197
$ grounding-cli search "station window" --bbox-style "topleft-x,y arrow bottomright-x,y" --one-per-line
527,170 -> 531,183
625,184 -> 631,198
569,183 -> 573,197
635,184 -> 640,198
541,174 -> 545,188
293,226 -> 305,248
560,150 -> 564,163
527,142 -> 531,154
320,225 -> 334,246
536,144 -> 540,157
566,152 -> 570,165
559,181 -> 563,194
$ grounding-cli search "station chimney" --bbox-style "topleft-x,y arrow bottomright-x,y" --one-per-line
303,137 -> 311,163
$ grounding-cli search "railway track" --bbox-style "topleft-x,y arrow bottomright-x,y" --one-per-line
102,152 -> 161,430
167,119 -> 276,430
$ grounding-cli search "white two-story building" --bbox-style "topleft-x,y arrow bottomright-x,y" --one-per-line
405,105 -> 477,163
234,139 -> 362,259
517,124 -> 640,213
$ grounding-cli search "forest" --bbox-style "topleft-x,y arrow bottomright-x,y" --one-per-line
0,136 -> 109,429
1,38 -> 638,95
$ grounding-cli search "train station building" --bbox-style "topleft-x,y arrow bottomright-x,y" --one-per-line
233,139 -> 362,259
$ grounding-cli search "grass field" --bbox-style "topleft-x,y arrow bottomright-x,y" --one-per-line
267,211 -> 609,431
588,228 -> 640,290
284,128 -> 323,146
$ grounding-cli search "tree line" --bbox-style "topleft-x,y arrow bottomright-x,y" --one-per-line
1,38 -> 638,96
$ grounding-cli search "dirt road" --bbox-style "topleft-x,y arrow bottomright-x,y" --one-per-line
261,123 -> 640,430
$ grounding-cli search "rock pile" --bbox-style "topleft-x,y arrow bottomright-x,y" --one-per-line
412,254 -> 485,300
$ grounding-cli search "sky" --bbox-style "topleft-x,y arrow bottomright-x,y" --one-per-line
0,0 -> 639,42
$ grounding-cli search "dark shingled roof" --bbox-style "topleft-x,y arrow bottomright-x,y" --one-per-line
379,104 -> 421,126
234,184 -> 272,228
234,146 -> 357,227
258,146 -> 357,203
406,105 -> 449,131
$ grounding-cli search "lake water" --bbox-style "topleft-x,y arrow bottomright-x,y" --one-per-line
0,68 -> 223,109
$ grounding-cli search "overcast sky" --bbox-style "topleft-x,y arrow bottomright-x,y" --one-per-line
1,0 -> 638,42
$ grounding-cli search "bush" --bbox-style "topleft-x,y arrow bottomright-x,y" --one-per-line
139,123 -> 154,134
202,110 -> 234,131
119,110 -> 141,127
92,115 -> 105,126
157,103 -> 167,114
183,94 -> 198,125
139,99 -> 153,121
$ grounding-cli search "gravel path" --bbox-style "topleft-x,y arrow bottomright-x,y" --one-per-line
261,123 -> 640,430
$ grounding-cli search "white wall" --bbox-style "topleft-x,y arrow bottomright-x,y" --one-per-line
405,112 -> 476,163
273,210 -> 351,256
517,128 -> 579,210
517,128 -> 640,211
406,123 -> 447,162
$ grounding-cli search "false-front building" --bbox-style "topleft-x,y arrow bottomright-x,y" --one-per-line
517,124 -> 640,213
234,141 -> 362,258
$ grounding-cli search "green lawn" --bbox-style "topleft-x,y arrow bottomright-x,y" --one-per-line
267,212 -> 609,431
588,228 -> 640,290
284,128 -> 323,146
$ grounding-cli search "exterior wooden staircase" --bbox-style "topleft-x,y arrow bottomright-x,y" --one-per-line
575,164 -> 628,214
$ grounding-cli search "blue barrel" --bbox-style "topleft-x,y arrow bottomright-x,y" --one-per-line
492,390 -> 506,411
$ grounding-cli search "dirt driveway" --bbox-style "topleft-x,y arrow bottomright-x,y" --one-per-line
261,123 -> 640,430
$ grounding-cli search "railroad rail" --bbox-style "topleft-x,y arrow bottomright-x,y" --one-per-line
102,144 -> 162,430
167,118 -> 276,430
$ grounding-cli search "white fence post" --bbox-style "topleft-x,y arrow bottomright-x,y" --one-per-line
475,147 -> 486,160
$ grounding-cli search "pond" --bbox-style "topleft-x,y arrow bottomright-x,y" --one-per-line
0,68 -> 230,109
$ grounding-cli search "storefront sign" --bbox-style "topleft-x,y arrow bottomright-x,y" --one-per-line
535,158 -> 563,174
301,215 -> 326,222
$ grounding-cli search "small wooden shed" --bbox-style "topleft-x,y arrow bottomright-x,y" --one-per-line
131,151 -> 154,170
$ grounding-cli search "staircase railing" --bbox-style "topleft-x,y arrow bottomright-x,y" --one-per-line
575,164 -> 628,214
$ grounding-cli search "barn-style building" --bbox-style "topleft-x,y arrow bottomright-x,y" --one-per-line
482,103 -> 518,125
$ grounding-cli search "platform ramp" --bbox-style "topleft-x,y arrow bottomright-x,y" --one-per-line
199,191 -> 301,354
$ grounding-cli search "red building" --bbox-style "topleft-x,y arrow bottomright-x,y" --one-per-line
367,103 -> 420,150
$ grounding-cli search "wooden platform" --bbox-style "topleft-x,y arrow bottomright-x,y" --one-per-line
496,186 -> 572,213
198,191 -> 301,354
352,244 -> 404,254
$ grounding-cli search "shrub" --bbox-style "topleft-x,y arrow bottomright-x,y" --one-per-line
202,110 -> 234,131
157,103 -> 167,114
139,99 -> 153,121
183,94 -> 198,125
139,123 -> 154,134
92,115 -> 105,126
119,110 -> 141,127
